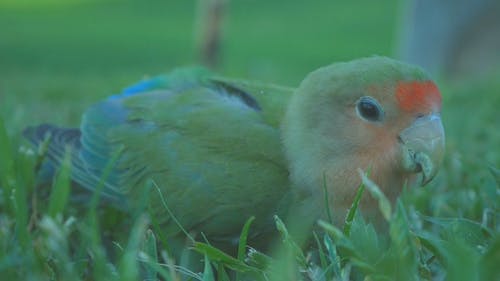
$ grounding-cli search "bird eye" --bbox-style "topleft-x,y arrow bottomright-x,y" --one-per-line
356,96 -> 384,122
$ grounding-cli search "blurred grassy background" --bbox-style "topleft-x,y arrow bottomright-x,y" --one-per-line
1,0 -> 399,131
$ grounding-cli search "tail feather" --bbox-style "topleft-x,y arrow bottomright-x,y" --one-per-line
24,124 -> 81,165
23,124 -> 81,150
23,124 -> 126,204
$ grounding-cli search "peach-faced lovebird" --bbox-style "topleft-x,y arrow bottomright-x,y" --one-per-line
24,57 -> 444,247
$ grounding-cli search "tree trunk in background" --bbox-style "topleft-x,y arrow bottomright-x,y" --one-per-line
398,0 -> 500,79
196,0 -> 227,69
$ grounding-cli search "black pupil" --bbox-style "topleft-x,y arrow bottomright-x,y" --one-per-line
358,99 -> 380,121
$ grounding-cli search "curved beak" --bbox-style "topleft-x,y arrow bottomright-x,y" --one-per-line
399,114 -> 445,186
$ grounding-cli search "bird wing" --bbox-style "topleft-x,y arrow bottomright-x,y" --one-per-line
76,69 -> 294,237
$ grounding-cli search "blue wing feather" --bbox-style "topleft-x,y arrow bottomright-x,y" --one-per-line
108,67 -> 210,100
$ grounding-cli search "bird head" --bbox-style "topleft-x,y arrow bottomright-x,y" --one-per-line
282,57 -> 444,217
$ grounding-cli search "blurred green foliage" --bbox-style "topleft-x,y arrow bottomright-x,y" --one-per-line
1,0 -> 398,130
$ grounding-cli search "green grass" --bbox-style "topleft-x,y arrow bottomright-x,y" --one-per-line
1,0 -> 499,280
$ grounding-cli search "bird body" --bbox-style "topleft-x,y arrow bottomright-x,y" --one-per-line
24,57 -> 445,247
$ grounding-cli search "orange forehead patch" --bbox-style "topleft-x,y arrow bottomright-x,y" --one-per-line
396,81 -> 441,113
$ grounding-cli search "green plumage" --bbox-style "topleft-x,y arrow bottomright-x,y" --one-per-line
25,68 -> 296,242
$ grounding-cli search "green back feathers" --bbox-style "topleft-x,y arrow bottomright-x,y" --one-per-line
114,66 -> 294,127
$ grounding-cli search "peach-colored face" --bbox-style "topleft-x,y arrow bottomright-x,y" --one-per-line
395,81 -> 442,114
343,80 -> 444,192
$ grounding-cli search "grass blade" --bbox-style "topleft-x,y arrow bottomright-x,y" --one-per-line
358,168 -> 391,221
343,179 -> 365,237
312,232 -> 329,279
387,200 -> 418,280
193,242 -> 256,273
141,229 -> 159,280
323,234 -> 341,279
246,247 -> 272,270
236,216 -> 255,281
202,254 -> 215,281
118,214 -> 150,281
323,172 -> 333,224
237,216 -> 255,261
274,215 -> 307,268
0,116 -> 15,213
48,147 -> 71,218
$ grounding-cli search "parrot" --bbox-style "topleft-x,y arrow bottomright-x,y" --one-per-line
23,56 -> 444,251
